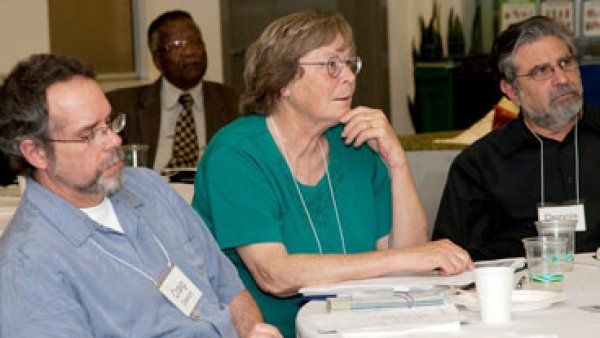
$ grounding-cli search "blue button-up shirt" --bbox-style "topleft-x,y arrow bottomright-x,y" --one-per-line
0,168 -> 244,337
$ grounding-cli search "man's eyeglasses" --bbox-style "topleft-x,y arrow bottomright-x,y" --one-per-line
47,113 -> 126,146
299,55 -> 362,78
158,38 -> 203,54
516,55 -> 578,81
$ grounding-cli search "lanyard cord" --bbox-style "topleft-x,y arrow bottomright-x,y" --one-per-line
524,118 -> 580,205
270,116 -> 347,254
525,119 -> 545,204
321,140 -> 347,254
90,233 -> 172,287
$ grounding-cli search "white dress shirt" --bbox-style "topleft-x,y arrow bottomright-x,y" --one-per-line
154,78 -> 206,171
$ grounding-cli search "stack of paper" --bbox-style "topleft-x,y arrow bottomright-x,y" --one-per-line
309,303 -> 461,335
340,330 -> 558,338
326,290 -> 444,312
300,272 -> 471,297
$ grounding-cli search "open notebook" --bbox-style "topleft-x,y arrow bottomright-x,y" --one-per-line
299,257 -> 525,297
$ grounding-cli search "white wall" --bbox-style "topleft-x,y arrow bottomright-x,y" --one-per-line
388,0 -> 467,135
0,0 -> 49,76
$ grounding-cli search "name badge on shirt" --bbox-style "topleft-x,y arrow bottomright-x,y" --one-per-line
538,203 -> 586,231
159,266 -> 202,317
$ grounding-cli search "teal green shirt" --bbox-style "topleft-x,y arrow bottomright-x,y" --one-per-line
192,114 -> 391,337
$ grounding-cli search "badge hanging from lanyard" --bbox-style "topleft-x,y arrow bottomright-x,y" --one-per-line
529,119 -> 586,231
159,266 -> 203,317
538,203 -> 586,231
91,234 -> 202,317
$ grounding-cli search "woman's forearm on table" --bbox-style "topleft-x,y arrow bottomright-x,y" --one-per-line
236,241 -> 469,298
238,244 -> 406,297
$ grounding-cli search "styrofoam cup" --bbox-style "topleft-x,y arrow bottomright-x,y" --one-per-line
475,266 -> 514,324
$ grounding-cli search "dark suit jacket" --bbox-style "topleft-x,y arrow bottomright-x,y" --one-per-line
106,79 -> 240,168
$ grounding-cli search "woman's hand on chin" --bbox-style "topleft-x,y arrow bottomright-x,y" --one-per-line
339,106 -> 407,169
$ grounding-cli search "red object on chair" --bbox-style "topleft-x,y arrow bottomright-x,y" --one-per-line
492,98 -> 519,130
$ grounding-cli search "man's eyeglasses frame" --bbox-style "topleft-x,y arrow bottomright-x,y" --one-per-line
47,113 -> 126,146
515,54 -> 578,81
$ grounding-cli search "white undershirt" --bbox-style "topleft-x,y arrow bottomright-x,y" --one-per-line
80,197 -> 124,233
154,78 -> 206,172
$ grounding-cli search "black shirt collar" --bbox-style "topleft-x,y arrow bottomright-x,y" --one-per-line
489,106 -> 600,156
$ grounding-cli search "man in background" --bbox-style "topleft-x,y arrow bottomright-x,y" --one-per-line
108,10 -> 239,171
0,53 -> 280,338
433,16 -> 600,260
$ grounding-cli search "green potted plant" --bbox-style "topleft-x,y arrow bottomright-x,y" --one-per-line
447,7 -> 465,57
414,1 -> 443,61
470,0 -> 483,55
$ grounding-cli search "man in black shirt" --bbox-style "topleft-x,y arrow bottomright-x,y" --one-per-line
433,16 -> 600,260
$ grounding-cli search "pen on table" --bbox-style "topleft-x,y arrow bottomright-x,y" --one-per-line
297,294 -> 340,302
297,289 -> 412,302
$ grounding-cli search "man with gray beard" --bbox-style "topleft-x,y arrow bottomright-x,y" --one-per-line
0,54 -> 281,337
433,16 -> 600,260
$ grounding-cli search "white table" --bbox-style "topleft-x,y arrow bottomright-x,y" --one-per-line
296,254 -> 600,337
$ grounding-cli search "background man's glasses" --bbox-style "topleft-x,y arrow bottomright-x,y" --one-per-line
48,113 -> 126,146
299,55 -> 362,78
159,38 -> 203,54
516,55 -> 578,81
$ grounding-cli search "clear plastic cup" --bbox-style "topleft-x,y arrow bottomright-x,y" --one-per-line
122,144 -> 149,168
535,220 -> 576,272
522,237 -> 567,291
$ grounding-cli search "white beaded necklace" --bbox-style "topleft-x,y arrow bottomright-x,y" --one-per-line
269,116 -> 346,254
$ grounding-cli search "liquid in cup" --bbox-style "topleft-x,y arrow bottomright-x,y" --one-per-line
522,237 -> 567,291
122,144 -> 149,168
535,220 -> 576,272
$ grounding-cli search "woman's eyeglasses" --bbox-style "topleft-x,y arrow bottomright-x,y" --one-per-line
299,55 -> 362,78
